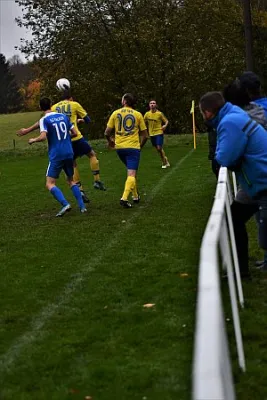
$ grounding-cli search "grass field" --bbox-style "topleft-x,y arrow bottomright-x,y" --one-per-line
0,112 -> 267,400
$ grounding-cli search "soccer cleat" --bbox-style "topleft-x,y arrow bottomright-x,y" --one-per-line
133,194 -> 140,204
80,207 -> 88,214
162,158 -> 170,169
80,190 -> 90,203
56,204 -> 71,217
120,199 -> 132,208
93,181 -> 106,191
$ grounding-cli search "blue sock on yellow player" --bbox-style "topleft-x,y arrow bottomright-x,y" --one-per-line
71,184 -> 85,209
50,186 -> 69,206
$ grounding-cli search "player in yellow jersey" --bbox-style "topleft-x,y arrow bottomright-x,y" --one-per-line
144,100 -> 170,168
17,90 -> 106,203
104,93 -> 148,208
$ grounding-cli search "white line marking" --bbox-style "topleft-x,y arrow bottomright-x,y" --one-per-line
0,149 -> 194,374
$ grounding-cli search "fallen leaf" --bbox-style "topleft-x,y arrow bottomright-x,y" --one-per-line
180,273 -> 189,277
69,388 -> 80,394
143,303 -> 155,308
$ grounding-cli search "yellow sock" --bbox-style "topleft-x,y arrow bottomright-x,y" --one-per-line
161,149 -> 166,163
122,176 -> 136,201
132,180 -> 138,198
73,166 -> 83,190
89,156 -> 100,182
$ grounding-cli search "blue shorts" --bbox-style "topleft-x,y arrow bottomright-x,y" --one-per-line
116,149 -> 140,170
72,137 -> 92,159
46,159 -> 74,179
150,134 -> 164,147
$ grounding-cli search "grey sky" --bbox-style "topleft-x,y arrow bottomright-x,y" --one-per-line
0,0 -> 32,62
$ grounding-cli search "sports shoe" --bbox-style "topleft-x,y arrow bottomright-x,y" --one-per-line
80,207 -> 88,214
255,260 -> 265,267
56,204 -> 71,217
133,194 -> 140,204
162,164 -> 168,169
81,190 -> 90,203
258,263 -> 267,272
93,181 -> 106,191
120,199 -> 132,208
165,159 -> 170,167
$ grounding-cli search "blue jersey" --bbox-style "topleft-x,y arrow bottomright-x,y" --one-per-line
39,112 -> 74,161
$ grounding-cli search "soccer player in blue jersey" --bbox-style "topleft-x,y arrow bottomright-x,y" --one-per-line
17,88 -> 106,203
29,97 -> 87,217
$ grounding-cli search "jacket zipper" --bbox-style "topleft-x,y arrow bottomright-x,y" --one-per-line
241,168 -> 252,187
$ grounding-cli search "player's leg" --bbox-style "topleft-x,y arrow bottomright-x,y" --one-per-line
87,149 -> 106,191
64,159 -> 87,213
46,162 -> 71,216
74,137 -> 105,190
151,135 -> 169,168
117,149 -> 140,208
72,143 -> 90,203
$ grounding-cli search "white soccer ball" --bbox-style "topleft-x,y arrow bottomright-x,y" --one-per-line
56,78 -> 71,91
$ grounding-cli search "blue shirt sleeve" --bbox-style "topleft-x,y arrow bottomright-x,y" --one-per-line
215,119 -> 248,167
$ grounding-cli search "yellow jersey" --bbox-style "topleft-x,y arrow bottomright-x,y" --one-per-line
144,110 -> 168,136
51,100 -> 87,142
107,107 -> 147,149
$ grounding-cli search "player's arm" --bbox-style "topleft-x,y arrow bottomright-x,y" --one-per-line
139,114 -> 148,148
77,115 -> 91,124
17,121 -> 39,137
104,127 -> 115,148
140,129 -> 148,148
76,102 -> 91,124
28,131 -> 47,145
161,114 -> 169,132
70,125 -> 78,138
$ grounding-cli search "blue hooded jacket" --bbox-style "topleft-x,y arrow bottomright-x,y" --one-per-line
211,102 -> 267,197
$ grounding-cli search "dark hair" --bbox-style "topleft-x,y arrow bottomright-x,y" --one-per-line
61,89 -> 72,100
39,97 -> 51,111
238,71 -> 262,100
199,92 -> 225,114
223,79 -> 251,108
123,93 -> 136,107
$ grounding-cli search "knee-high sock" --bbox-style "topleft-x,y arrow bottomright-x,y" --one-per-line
50,186 -> 68,206
122,176 -> 136,201
73,166 -> 83,190
132,179 -> 138,198
71,184 -> 85,209
89,156 -> 100,182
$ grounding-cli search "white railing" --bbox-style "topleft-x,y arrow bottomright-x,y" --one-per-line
193,168 -> 245,400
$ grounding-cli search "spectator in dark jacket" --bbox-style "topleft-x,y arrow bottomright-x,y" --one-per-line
199,91 -> 267,278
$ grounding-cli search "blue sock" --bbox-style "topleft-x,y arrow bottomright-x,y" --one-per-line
50,187 -> 68,206
71,184 -> 85,209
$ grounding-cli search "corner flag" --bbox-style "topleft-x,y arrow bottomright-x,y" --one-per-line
190,100 -> 196,150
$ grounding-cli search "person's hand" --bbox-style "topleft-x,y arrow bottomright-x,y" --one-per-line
77,119 -> 84,124
108,139 -> 115,149
17,128 -> 28,137
28,138 -> 35,145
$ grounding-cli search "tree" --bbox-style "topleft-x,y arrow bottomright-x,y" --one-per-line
0,54 -> 23,114
16,0 -> 263,134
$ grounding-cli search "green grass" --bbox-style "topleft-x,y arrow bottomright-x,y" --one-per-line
0,112 -> 267,399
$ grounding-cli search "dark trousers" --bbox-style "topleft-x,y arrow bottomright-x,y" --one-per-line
231,193 -> 267,275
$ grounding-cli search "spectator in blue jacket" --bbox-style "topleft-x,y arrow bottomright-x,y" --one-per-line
199,91 -> 267,278
224,77 -> 267,270
239,71 -> 267,116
